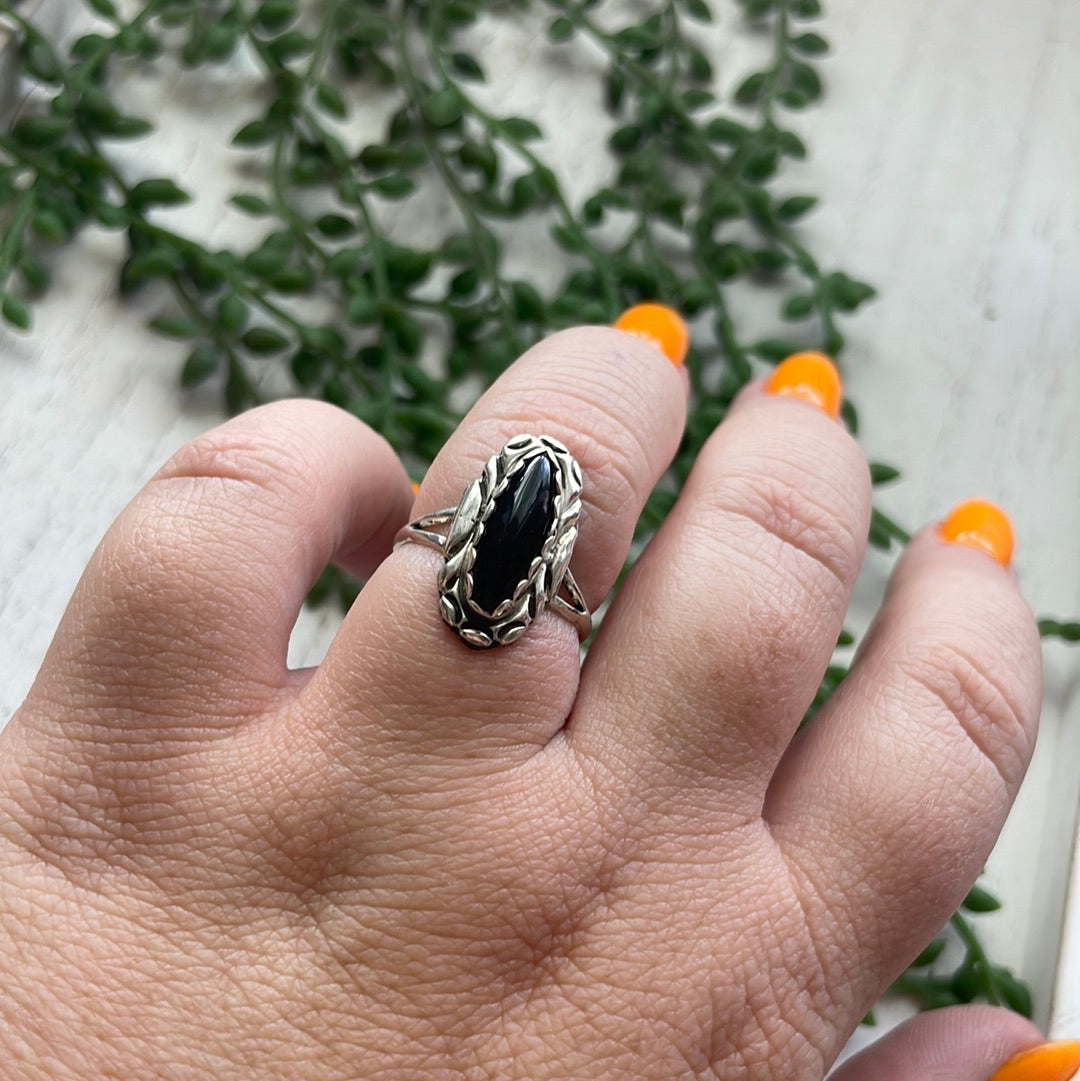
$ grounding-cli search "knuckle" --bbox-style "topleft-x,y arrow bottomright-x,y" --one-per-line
899,633 -> 1039,791
157,400 -> 347,498
709,461 -> 865,594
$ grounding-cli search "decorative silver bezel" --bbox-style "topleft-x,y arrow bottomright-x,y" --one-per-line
436,435 -> 583,648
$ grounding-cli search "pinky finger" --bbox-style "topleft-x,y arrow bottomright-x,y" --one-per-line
830,1005 -> 1045,1081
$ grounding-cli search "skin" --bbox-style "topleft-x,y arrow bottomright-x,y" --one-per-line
0,327 -> 1047,1079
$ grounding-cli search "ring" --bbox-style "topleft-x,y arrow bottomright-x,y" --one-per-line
394,435 -> 591,648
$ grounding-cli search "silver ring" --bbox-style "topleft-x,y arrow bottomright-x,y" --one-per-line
394,435 -> 591,648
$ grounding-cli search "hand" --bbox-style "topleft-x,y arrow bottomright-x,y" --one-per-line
0,322 -> 1048,1079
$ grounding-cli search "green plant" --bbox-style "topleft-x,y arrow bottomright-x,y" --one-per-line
1,0 -> 1071,1018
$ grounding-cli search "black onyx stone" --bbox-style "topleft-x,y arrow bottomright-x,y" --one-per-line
470,454 -> 555,614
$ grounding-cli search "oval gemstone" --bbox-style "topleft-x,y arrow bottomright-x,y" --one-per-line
470,454 -> 554,614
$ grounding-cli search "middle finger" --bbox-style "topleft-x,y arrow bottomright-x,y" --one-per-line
307,325 -> 688,760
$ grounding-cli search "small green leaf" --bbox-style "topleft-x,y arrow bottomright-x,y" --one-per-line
314,82 -> 347,119
86,0 -> 119,17
777,130 -> 808,159
267,30 -> 313,63
124,247 -> 185,286
781,294 -> 815,320
229,193 -> 272,216
869,463 -> 901,486
548,16 -> 574,41
242,326 -> 291,354
614,24 -> 661,51
19,253 -> 50,294
384,246 -> 433,288
346,290 -> 378,325
449,52 -> 485,81
449,267 -> 481,298
687,47 -> 714,82
12,114 -> 71,148
995,970 -> 1033,1017
1,294 -> 32,331
777,195 -> 820,221
681,0 -> 713,22
231,119 -> 275,148
499,116 -> 543,143
458,140 -> 498,184
150,313 -> 202,339
70,33 -> 109,62
510,172 -> 544,211
751,339 -> 801,363
315,213 -> 356,239
868,507 -> 911,548
290,348 -> 325,388
734,71 -> 768,105
704,117 -> 749,145
299,325 -> 346,356
441,234 -> 473,264
94,202 -> 129,228
21,39 -> 62,83
1038,618 -> 1080,642
31,209 -> 68,242
216,294 -> 248,334
370,175 -> 416,199
423,88 -> 465,129
962,886 -> 1002,914
788,60 -> 823,103
606,69 -> 627,112
791,31 -> 829,55
681,88 -> 715,112
743,148 -> 779,183
181,344 -> 222,388
98,114 -> 154,139
550,223 -> 586,253
824,272 -> 878,313
610,125 -> 643,153
204,24 -> 240,61
910,938 -> 946,969
128,178 -> 191,211
256,0 -> 297,31
791,0 -> 823,16
510,281 -> 545,322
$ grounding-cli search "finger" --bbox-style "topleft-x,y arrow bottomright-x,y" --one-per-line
568,370 -> 870,823
831,1005 -> 1043,1081
23,400 -> 413,731
308,324 -> 688,756
765,517 -> 1042,1013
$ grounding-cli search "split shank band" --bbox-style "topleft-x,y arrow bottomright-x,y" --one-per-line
394,435 -> 591,648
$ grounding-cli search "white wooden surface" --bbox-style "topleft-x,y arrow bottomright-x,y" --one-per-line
2,0 -> 1079,1045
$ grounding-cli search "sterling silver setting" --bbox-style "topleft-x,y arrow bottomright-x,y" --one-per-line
394,435 -> 590,648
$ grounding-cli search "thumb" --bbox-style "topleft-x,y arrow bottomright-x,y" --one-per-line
830,1005 -> 1073,1081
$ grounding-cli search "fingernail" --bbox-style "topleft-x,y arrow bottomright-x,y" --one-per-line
613,303 -> 689,366
940,499 -> 1014,567
765,351 -> 842,417
990,1041 -> 1080,1081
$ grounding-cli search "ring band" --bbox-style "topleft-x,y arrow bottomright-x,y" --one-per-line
394,435 -> 591,648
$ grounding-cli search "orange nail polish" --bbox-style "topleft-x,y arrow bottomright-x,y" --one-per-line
990,1041 -> 1080,1081
613,303 -> 689,366
940,499 -> 1014,567
765,351 -> 842,417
